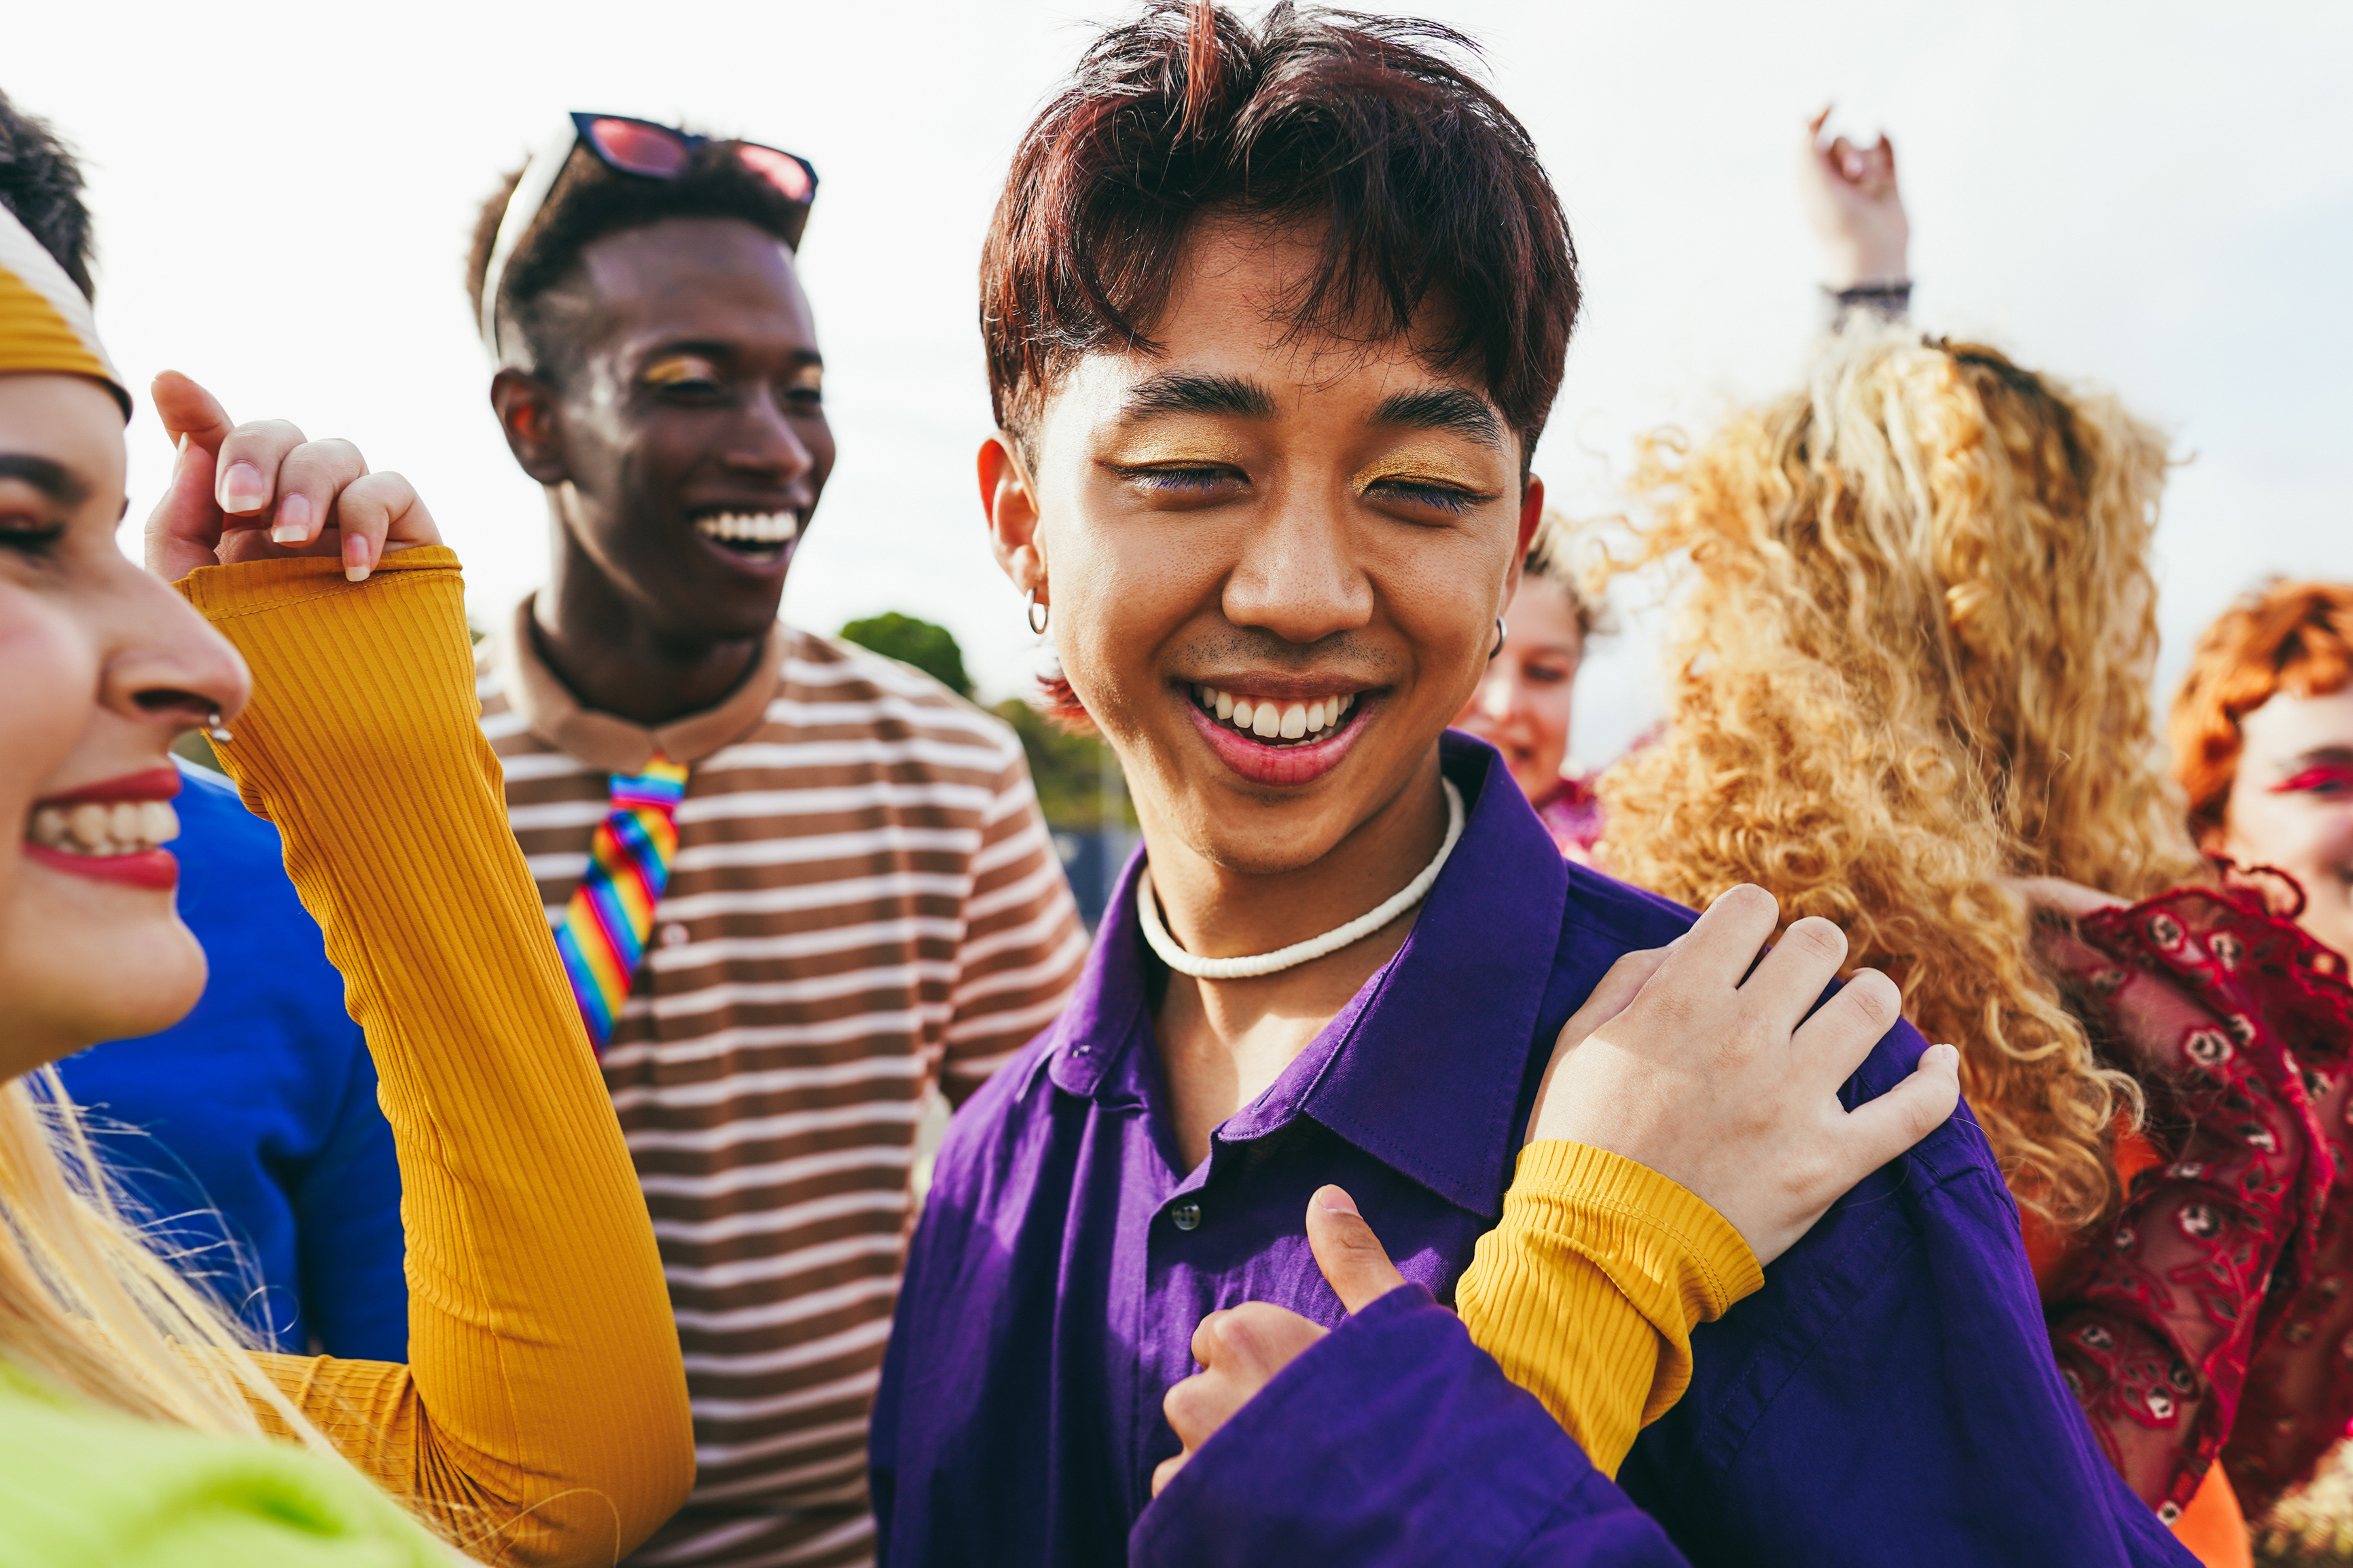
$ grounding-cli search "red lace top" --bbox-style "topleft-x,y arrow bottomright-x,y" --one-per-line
2034,883 -> 2353,1521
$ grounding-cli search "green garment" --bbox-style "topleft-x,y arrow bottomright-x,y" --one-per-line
0,1363 -> 446,1568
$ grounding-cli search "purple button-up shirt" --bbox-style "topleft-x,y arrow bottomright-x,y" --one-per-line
874,736 -> 2193,1567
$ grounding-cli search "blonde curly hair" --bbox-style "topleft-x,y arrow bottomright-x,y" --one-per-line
1598,323 -> 2203,1230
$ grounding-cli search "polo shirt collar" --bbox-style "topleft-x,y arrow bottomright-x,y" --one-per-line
492,594 -> 784,771
1042,732 -> 1568,1220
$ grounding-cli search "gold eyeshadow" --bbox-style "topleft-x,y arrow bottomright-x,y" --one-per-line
1350,443 -> 1497,496
1101,432 -> 1251,470
641,355 -> 721,387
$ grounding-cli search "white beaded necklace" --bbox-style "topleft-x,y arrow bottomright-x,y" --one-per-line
1135,778 -> 1466,981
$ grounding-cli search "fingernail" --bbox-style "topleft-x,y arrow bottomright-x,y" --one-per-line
1928,1043 -> 1960,1070
343,531 -> 373,583
1316,1187 -> 1359,1217
272,492 -> 314,545
218,461 -> 268,515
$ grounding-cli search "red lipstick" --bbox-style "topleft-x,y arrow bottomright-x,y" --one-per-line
24,766 -> 183,892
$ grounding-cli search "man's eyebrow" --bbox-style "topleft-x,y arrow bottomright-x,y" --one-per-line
0,453 -> 88,507
1118,371 -> 1275,423
1371,387 -> 1504,448
643,340 -> 822,366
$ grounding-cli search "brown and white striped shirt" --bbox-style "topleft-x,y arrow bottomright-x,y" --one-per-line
478,600 -> 1088,1568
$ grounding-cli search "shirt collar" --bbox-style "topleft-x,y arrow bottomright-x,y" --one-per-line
492,594 -> 784,771
1041,733 -> 1568,1220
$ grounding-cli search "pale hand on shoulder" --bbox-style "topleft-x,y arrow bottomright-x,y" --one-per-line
1150,883 -> 1962,1494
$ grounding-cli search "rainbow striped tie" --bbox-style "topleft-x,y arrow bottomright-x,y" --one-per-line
554,755 -> 689,1053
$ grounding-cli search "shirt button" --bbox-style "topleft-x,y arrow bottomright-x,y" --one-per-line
1170,1201 -> 1202,1233
658,922 -> 691,949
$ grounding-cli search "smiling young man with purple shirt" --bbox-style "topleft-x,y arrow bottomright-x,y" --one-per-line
867,6 -> 2199,1567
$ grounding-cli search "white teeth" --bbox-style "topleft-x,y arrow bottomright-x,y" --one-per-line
69,803 -> 109,851
29,798 -> 179,858
694,511 -> 800,546
1193,685 -> 1362,746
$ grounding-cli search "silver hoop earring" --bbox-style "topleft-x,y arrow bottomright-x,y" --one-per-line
205,710 -> 234,743
1024,589 -> 1049,636
1489,615 -> 1506,661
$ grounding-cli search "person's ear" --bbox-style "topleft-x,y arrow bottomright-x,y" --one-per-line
1500,472 -> 1544,608
490,369 -> 569,487
979,431 -> 1046,598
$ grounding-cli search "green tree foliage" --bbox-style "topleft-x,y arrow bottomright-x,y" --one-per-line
837,613 -> 1132,831
989,698 -> 1136,831
838,613 -> 971,698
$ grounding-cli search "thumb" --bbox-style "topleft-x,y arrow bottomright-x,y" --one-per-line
1306,1186 -> 1405,1316
151,370 -> 234,456
143,433 -> 225,582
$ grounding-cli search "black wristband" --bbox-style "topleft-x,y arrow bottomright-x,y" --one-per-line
1822,279 -> 1913,326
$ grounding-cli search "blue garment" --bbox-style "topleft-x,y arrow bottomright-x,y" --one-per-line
874,733 -> 2195,1567
53,763 -> 406,1360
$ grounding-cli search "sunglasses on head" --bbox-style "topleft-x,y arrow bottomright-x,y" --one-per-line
478,112 -> 819,357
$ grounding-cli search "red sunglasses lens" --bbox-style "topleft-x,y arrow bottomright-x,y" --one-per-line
735,144 -> 814,203
587,117 -> 691,177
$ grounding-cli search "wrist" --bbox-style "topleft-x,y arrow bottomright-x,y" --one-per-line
1818,234 -> 1907,292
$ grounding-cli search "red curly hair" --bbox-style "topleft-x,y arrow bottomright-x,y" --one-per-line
2170,581 -> 2353,849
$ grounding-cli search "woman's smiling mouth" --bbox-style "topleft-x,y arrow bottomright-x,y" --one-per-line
24,766 -> 184,890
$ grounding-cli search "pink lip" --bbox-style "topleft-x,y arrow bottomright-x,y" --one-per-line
1186,691 -> 1380,787
23,841 -> 179,891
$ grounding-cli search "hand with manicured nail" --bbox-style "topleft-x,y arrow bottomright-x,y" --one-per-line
1152,1184 -> 1406,1497
1528,883 -> 1962,1267
144,371 -> 441,583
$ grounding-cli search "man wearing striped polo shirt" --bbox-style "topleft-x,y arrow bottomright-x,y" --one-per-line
463,118 -> 1085,1568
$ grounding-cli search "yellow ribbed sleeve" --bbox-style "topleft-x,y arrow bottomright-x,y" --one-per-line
1455,1140 -> 1764,1478
175,548 -> 693,1566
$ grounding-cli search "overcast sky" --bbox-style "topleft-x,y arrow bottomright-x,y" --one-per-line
16,0 -> 2348,766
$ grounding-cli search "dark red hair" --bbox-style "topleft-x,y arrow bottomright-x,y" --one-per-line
2170,580 -> 2353,845
979,0 -> 1579,472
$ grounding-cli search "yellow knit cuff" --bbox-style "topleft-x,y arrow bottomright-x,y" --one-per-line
174,545 -> 461,613
1507,1140 -> 1765,1323
1456,1141 -> 1764,1476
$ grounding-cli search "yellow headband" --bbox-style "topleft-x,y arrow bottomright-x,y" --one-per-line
0,203 -> 129,420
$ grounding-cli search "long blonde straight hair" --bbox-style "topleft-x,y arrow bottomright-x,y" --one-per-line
1598,324 -> 2202,1230
0,1067 -> 338,1434
0,1067 -> 463,1552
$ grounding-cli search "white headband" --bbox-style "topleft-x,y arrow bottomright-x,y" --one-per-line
477,122 -> 587,362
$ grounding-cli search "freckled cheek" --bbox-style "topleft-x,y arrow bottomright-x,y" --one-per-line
2316,807 -> 2353,862
0,607 -> 98,821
